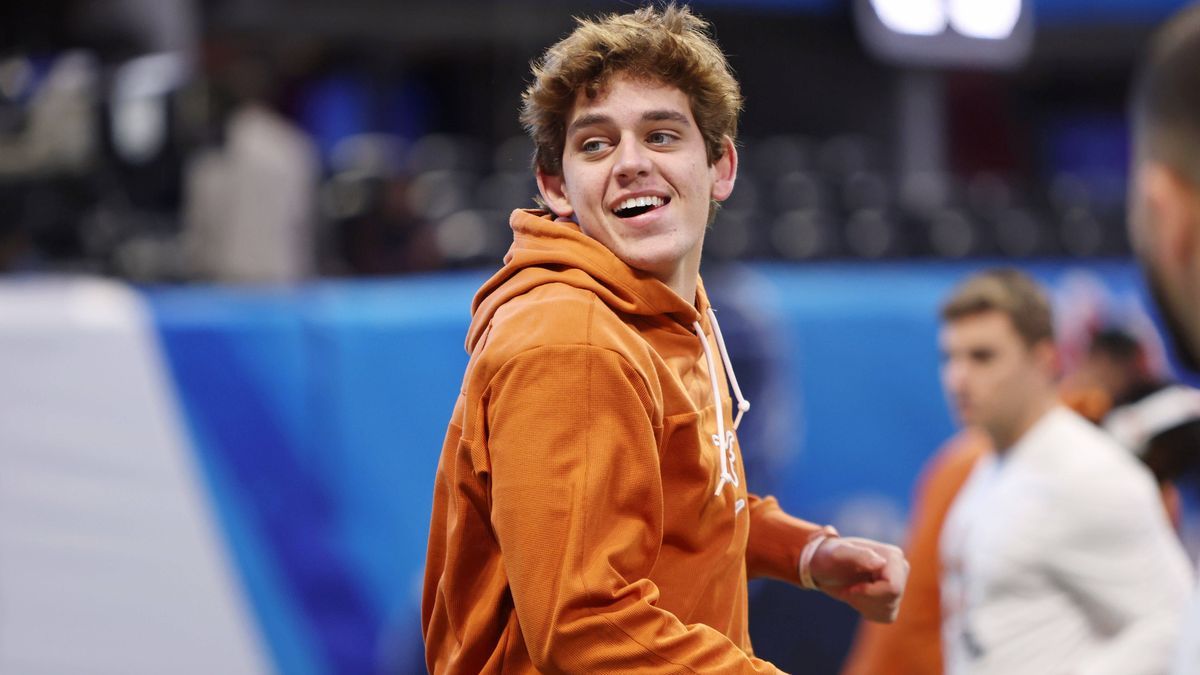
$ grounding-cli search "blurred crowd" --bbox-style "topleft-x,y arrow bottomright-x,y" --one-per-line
0,0 -> 1138,285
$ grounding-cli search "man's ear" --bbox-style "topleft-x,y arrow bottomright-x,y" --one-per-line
710,136 -> 738,203
1033,339 -> 1060,380
536,168 -> 574,219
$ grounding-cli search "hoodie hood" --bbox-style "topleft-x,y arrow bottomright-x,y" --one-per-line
467,209 -> 707,352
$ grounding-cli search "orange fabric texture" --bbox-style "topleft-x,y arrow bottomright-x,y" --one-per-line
423,209 -> 820,674
840,429 -> 990,675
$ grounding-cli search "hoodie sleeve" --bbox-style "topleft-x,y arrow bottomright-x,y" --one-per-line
486,344 -> 783,674
745,494 -> 823,584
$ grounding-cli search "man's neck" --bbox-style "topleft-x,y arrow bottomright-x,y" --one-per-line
989,394 -> 1059,454
656,241 -> 704,305
671,278 -> 698,308
657,262 -> 699,307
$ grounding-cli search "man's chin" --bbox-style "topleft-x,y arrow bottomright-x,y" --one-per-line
1146,268 -> 1200,375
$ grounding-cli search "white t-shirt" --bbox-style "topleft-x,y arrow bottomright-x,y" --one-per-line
941,406 -> 1193,675
1173,570 -> 1200,675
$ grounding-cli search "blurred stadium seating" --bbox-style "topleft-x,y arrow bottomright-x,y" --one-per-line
0,0 -> 1174,280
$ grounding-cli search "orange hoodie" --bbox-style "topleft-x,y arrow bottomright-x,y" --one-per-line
423,209 -> 823,674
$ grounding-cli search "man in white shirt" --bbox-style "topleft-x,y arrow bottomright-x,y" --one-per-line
937,269 -> 1193,675
1128,5 -> 1200,672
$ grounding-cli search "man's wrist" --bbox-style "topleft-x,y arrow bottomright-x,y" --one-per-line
799,525 -> 839,590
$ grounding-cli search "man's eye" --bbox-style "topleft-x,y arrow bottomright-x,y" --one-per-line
581,139 -> 608,153
647,132 -> 675,145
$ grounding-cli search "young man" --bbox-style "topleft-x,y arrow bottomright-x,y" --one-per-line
1128,5 -> 1200,671
840,328 -> 1174,675
422,5 -> 907,673
936,270 -> 1192,675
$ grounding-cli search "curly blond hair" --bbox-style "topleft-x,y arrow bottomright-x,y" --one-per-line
520,3 -> 743,176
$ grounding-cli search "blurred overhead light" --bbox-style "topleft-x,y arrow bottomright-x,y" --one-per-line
868,0 -> 945,37
947,0 -> 1022,39
854,0 -> 1032,69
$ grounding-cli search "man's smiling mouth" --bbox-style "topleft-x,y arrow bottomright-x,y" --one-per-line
613,195 -> 669,218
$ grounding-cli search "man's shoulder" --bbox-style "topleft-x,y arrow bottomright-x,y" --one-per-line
1034,408 -> 1159,505
1047,407 -> 1128,454
480,282 -> 647,364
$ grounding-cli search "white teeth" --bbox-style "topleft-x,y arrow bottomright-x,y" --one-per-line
614,195 -> 665,213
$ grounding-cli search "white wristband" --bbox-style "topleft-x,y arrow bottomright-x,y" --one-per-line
800,525 -> 839,590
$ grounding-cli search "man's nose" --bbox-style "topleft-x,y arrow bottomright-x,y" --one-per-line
942,360 -> 967,395
613,136 -> 652,180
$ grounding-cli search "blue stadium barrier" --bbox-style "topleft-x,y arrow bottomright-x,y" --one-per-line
1,260 -> 1169,673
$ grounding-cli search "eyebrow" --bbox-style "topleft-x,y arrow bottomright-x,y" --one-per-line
642,110 -> 691,125
567,109 -> 692,134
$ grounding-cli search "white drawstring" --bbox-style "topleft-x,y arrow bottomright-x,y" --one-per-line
707,307 -> 751,430
692,308 -> 751,498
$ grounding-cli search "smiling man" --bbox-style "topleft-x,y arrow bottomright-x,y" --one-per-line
936,270 -> 1191,675
539,75 -> 722,300
421,5 -> 907,673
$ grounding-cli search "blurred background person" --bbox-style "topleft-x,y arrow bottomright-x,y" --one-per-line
1127,3 -> 1200,671
841,325 -> 1191,675
181,47 -> 319,284
1079,329 -> 1163,410
937,270 -> 1190,675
